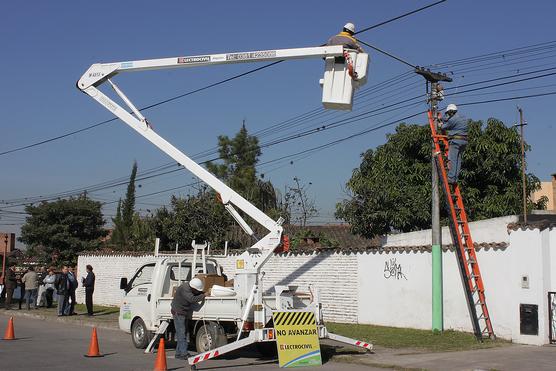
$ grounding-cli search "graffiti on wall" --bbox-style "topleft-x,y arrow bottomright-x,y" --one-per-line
384,258 -> 407,280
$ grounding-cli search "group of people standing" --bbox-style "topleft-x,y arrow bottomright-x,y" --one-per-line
2,264 -> 48,310
53,264 -> 95,316
2,264 -> 95,316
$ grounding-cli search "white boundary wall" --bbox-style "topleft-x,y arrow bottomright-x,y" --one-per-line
77,216 -> 556,345
76,252 -> 357,323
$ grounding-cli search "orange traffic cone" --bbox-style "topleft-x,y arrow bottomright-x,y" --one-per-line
153,338 -> 168,371
84,327 -> 103,357
3,317 -> 15,340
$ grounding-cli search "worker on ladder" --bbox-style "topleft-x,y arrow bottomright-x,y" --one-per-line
327,22 -> 364,52
442,104 -> 468,185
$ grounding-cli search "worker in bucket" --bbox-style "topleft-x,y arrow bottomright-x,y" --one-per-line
327,22 -> 364,52
442,103 -> 468,185
171,277 -> 206,360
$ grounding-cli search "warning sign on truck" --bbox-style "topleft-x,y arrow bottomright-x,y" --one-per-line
272,311 -> 322,368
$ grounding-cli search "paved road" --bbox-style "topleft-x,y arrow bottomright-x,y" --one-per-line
0,313 -> 375,371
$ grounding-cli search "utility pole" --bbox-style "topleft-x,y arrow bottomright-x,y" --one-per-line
414,69 -> 452,333
517,107 -> 527,224
430,83 -> 443,332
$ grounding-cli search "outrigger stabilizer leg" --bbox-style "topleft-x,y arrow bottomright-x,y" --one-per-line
187,325 -> 373,368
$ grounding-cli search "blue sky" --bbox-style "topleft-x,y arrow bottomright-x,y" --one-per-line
1,0 -> 555,241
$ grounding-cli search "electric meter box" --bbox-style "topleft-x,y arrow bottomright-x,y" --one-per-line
321,51 -> 369,111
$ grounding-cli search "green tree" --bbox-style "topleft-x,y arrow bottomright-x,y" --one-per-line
111,199 -> 124,245
111,161 -> 137,247
148,206 -> 173,248
206,123 -> 278,213
127,213 -> 156,251
19,195 -> 107,265
336,118 -> 545,238
149,188 -> 232,250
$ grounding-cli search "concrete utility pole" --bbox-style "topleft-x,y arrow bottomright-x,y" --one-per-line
431,84 -> 443,332
517,107 -> 527,224
432,150 -> 443,331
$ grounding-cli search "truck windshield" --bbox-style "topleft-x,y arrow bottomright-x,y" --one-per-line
129,263 -> 155,289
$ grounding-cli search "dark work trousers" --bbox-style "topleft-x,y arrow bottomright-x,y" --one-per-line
173,313 -> 190,358
18,284 -> 25,310
25,289 -> 38,310
5,287 -> 14,309
85,288 -> 94,315
66,290 -> 76,315
447,139 -> 467,183
45,288 -> 54,308
58,293 -> 69,315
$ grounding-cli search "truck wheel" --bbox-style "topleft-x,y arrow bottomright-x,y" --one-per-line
131,318 -> 152,349
195,322 -> 227,353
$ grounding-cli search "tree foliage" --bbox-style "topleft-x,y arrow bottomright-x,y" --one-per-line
148,189 -> 232,250
111,161 -> 137,248
206,124 -> 279,213
145,125 -> 289,250
19,196 -> 107,265
336,118 -> 545,238
122,161 -> 137,232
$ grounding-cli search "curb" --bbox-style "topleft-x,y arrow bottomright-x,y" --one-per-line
2,310 -> 119,331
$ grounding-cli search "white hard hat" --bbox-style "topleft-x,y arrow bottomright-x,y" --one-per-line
446,104 -> 458,113
189,277 -> 204,291
344,22 -> 355,33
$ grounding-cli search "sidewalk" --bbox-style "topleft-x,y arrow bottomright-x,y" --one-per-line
1,304 -> 119,330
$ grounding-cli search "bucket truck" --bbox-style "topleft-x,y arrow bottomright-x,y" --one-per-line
77,44 -> 371,368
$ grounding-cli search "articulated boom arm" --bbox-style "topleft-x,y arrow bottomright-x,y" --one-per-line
77,45 -> 354,263
78,45 -> 344,89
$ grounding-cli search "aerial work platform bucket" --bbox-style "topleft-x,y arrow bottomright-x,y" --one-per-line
321,51 -> 369,111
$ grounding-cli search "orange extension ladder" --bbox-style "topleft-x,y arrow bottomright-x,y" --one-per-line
428,110 -> 495,340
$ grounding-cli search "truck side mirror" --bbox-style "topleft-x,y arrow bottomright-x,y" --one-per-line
120,277 -> 128,290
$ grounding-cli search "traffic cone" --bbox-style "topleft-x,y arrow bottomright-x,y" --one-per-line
84,327 -> 103,357
153,338 -> 167,371
3,317 -> 15,340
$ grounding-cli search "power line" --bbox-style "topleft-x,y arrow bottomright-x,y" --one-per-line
1,73 -> 423,205
458,90 -> 556,107
357,39 -> 417,69
354,0 -> 448,35
0,65 -> 280,157
0,1 -> 448,158
98,84 -> 556,209
4,63 -> 555,208
4,43 -> 556,207
7,86 -> 556,224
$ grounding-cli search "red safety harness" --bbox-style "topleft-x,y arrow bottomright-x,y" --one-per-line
343,50 -> 358,80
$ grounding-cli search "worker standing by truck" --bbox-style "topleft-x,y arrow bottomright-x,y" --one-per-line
171,277 -> 206,360
442,103 -> 468,185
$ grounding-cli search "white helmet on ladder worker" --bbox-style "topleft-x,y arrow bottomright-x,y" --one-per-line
446,104 -> 458,114
343,22 -> 356,34
189,277 -> 205,292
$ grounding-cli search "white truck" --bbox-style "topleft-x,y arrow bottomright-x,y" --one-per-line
118,245 -> 317,355
78,44 -> 372,368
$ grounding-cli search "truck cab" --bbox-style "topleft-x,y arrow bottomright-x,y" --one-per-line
119,257 -> 224,349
